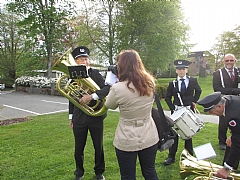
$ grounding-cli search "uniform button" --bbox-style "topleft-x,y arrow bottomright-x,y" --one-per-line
138,145 -> 142,148
138,140 -> 142,143
138,134 -> 141,138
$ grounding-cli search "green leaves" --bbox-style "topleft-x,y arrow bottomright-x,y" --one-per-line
115,1 -> 190,73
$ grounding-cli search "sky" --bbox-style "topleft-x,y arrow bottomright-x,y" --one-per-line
181,0 -> 240,52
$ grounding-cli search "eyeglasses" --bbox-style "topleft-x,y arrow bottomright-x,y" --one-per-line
225,59 -> 234,62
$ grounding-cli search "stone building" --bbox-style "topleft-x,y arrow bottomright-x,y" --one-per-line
187,51 -> 212,77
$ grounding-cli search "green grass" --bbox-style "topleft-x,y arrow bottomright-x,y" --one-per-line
0,75 -> 224,180
0,110 -> 226,180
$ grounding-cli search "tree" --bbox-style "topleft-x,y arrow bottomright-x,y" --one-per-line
78,1 -> 190,73
0,9 -> 23,81
116,1 -> 189,73
76,1 -> 120,66
7,0 -> 74,78
0,6 -> 49,83
211,27 -> 240,70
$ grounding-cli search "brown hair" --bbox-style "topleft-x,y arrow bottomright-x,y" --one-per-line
116,49 -> 155,96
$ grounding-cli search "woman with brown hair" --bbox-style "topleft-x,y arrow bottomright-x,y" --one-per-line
105,49 -> 159,180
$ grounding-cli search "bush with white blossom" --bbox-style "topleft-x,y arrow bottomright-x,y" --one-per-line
15,76 -> 58,88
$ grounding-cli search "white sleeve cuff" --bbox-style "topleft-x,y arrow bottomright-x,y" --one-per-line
69,114 -> 73,120
92,93 -> 99,100
224,162 -> 233,171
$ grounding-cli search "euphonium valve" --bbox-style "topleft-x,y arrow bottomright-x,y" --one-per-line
51,48 -> 108,117
179,149 -> 240,180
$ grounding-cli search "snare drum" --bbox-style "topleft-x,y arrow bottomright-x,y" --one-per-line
170,107 -> 204,140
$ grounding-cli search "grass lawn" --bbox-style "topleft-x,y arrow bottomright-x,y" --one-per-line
0,116 -> 226,179
1,75 -> 226,180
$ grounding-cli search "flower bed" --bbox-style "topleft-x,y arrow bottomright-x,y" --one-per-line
15,76 -> 57,88
15,76 -> 60,96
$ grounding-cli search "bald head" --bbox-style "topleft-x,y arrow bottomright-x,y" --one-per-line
223,53 -> 237,70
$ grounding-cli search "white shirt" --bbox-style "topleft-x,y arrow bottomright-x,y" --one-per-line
177,75 -> 189,92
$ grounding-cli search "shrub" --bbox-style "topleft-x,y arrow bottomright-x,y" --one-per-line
0,77 -> 15,88
15,76 -> 58,88
155,83 -> 168,99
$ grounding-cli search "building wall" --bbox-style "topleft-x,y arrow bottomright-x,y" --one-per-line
188,57 -> 207,76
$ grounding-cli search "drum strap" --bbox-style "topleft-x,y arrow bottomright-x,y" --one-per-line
219,69 -> 225,88
173,80 -> 184,106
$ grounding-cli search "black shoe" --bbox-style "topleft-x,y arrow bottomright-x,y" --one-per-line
163,157 -> 175,165
96,174 -> 105,180
75,176 -> 84,180
219,144 -> 226,150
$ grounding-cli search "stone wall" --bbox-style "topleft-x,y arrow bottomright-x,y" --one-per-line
16,83 -> 61,96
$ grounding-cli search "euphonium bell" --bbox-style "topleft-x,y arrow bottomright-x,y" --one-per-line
179,149 -> 240,180
51,48 -> 108,117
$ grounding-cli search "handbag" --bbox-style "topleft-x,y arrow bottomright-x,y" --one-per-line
152,93 -> 176,152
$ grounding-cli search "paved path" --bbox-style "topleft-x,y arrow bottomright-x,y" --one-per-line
0,91 -> 68,120
0,90 -> 219,124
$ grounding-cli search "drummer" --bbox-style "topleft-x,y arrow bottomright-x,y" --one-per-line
162,59 -> 202,166
197,92 -> 240,179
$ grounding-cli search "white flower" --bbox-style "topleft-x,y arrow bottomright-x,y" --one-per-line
15,76 -> 58,88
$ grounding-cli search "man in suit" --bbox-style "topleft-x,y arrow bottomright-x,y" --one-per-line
69,46 -> 110,180
197,92 -> 240,179
212,53 -> 240,150
163,59 -> 202,165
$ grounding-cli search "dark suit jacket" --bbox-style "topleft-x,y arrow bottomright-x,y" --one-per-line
165,76 -> 202,113
69,68 -> 110,124
223,95 -> 240,167
213,67 -> 240,95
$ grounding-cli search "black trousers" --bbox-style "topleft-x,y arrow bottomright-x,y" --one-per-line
222,146 -> 239,169
168,131 -> 193,158
168,106 -> 195,158
218,115 -> 228,145
73,119 -> 105,177
115,144 -> 159,180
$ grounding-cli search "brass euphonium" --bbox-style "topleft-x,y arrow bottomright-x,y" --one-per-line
180,149 -> 240,180
51,48 -> 108,117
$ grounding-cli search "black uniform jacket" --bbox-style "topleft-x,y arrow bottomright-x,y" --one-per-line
165,76 -> 202,113
212,67 -> 240,95
69,68 -> 110,124
224,95 -> 240,167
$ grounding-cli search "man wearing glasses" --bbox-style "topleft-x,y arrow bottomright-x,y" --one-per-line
213,53 -> 240,150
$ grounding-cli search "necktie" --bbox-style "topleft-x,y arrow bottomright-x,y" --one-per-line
180,79 -> 186,94
229,70 -> 235,82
